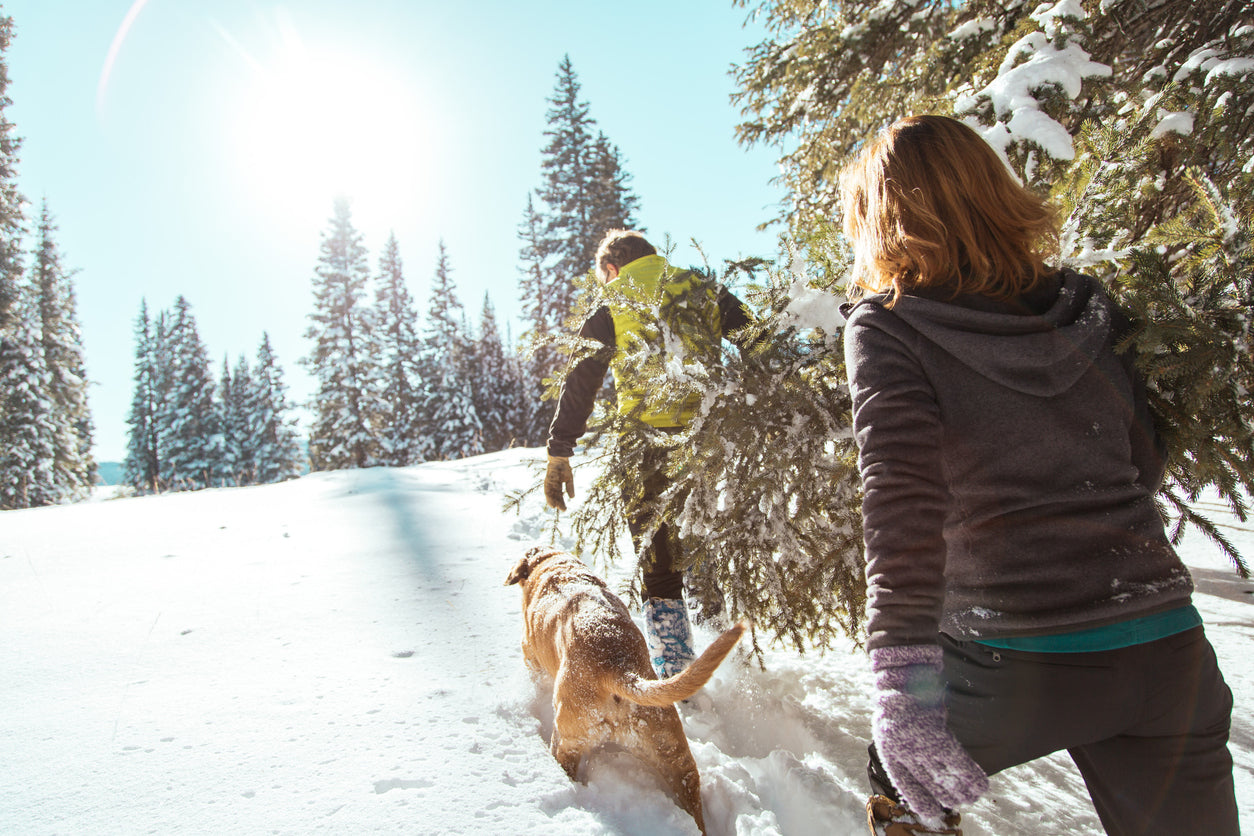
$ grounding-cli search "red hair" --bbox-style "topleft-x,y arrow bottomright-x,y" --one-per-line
840,115 -> 1059,307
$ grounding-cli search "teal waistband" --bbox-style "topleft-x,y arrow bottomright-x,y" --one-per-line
974,605 -> 1202,653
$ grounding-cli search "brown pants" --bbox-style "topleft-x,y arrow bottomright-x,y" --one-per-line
626,441 -> 687,601
939,627 -> 1237,835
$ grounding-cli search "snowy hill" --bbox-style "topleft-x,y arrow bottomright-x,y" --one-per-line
1,448 -> 1250,835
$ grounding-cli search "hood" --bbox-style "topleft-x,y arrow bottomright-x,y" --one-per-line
884,270 -> 1114,397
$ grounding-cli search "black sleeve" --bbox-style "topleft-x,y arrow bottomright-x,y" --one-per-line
717,286 -> 756,350
546,306 -> 614,457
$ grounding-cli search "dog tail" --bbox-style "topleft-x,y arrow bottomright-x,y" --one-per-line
611,621 -> 747,707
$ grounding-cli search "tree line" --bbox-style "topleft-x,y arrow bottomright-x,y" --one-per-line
300,53 -> 638,473
0,5 -> 638,506
121,54 -> 639,488
122,297 -> 303,492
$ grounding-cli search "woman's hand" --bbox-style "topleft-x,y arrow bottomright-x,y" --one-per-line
870,644 -> 988,825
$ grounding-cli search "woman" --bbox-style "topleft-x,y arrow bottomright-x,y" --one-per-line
840,115 -> 1237,835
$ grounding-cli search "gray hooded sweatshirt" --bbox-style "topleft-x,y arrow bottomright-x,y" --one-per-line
843,270 -> 1193,650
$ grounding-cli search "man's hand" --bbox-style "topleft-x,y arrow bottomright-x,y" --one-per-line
544,456 -> 575,511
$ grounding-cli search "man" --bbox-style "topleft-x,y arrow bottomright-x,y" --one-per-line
544,229 -> 752,678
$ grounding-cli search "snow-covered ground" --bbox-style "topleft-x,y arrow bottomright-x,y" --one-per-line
1,448 -> 1250,834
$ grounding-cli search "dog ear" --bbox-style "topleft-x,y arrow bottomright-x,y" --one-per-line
504,555 -> 531,586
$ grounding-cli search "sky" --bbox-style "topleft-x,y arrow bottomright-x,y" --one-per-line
2,450 -> 1250,834
4,0 -> 788,462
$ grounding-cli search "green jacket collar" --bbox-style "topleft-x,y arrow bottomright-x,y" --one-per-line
608,254 -> 671,290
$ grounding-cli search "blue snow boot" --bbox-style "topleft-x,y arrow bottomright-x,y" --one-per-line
643,597 -> 696,679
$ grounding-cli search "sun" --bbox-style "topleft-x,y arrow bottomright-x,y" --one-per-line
229,30 -> 425,230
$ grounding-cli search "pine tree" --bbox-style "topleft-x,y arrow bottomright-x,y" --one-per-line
470,292 -> 528,451
373,232 -> 426,466
158,296 -> 218,490
507,252 -> 867,653
32,201 -> 94,500
586,132 -> 641,245
0,284 -> 57,509
516,194 -> 556,445
0,9 -> 50,509
0,13 -> 23,333
534,59 -> 641,322
418,241 -> 482,460
216,355 -> 251,486
733,0 -> 1253,574
304,197 -> 381,471
123,300 -> 162,493
537,55 -> 599,325
518,57 -> 642,445
250,333 -> 304,484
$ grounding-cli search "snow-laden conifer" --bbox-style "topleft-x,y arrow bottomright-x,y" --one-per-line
216,356 -> 247,486
518,58 -> 641,444
123,300 -> 162,493
521,251 -> 866,652
536,56 -> 599,327
158,296 -> 219,490
0,13 -> 22,334
734,0 -> 1253,572
516,194 -> 555,445
418,241 -> 481,460
249,333 -> 303,484
304,197 -> 381,471
372,232 -> 425,466
0,285 -> 57,509
31,202 -> 94,500
470,293 -> 528,452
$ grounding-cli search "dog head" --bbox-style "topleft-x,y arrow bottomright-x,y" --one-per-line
504,546 -> 564,587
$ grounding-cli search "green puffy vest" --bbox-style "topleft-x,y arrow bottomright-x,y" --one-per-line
605,255 -> 722,428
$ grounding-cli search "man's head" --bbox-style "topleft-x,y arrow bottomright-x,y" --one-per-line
594,229 -> 656,283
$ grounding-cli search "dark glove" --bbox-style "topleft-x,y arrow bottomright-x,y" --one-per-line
870,644 -> 988,826
544,456 -> 575,511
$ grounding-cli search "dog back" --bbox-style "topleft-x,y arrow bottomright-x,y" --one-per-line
506,548 -> 745,706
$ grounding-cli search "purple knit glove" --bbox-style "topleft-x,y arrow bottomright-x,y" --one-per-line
870,644 -> 988,825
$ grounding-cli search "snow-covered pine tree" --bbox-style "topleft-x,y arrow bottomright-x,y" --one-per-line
0,12 -> 22,334
216,355 -> 254,486
470,292 -> 528,452
518,57 -> 642,444
123,300 -> 162,493
537,56 -> 599,329
158,296 -> 219,490
0,9 -> 51,509
250,332 -> 304,484
216,357 -> 236,485
32,202 -> 94,500
516,194 -> 555,445
417,240 -> 482,460
733,0 -> 1253,573
503,351 -> 535,451
303,197 -> 381,471
372,232 -> 425,466
0,283 -> 57,509
540,249 -> 866,653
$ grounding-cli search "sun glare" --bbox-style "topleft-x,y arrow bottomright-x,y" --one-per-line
230,32 -> 425,231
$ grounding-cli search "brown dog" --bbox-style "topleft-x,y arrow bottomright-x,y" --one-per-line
505,546 -> 745,835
